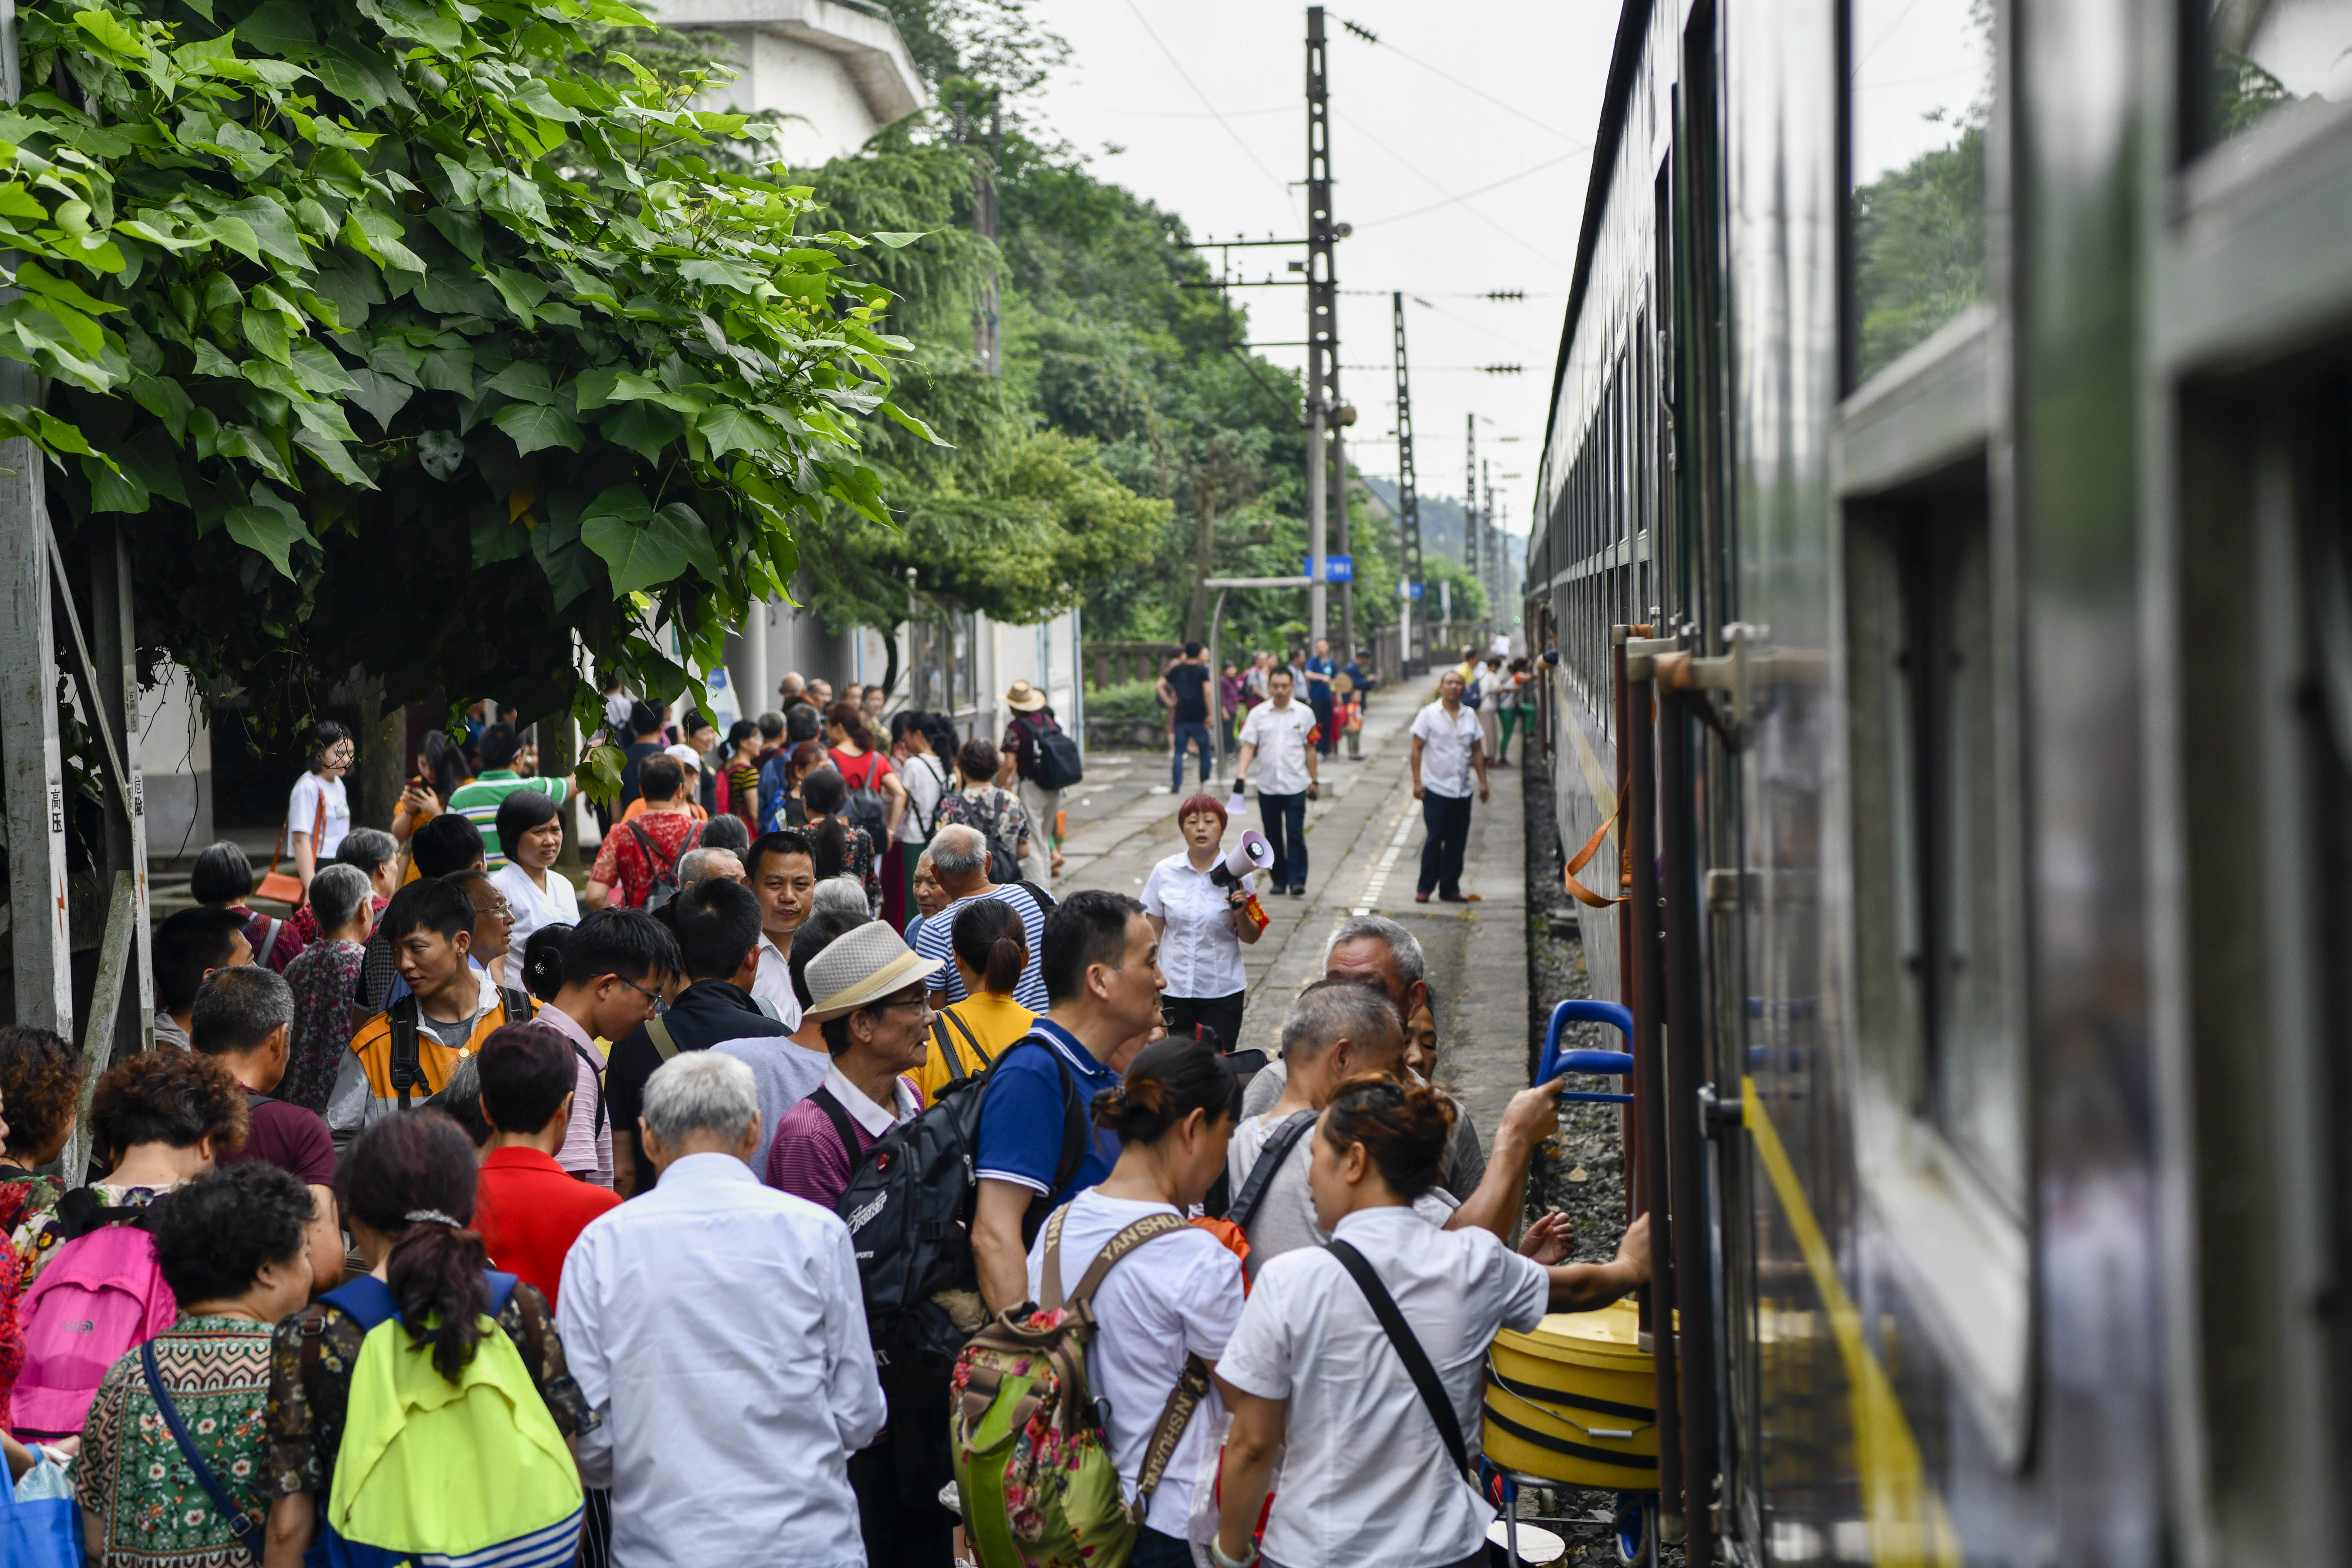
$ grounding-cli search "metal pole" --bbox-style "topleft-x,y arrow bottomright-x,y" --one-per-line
1334,424 -> 1355,661
1625,647 -> 1683,1530
1,358 -> 70,1037
86,520 -> 152,1060
1483,461 -> 1498,641
1391,293 -> 1424,668
1207,587 -> 1231,778
1464,414 -> 1479,590
1304,6 -> 1335,649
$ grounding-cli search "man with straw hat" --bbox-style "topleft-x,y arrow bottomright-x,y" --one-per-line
998,679 -> 1067,881
763,922 -> 942,1209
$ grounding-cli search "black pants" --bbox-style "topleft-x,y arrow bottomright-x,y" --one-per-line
1259,789 -> 1308,889
850,1308 -> 960,1567
1165,991 -> 1247,1054
1417,791 -> 1474,896
1132,1528 -> 1196,1568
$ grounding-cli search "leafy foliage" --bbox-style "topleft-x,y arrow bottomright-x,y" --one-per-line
1851,119 -> 1985,382
0,0 -> 926,735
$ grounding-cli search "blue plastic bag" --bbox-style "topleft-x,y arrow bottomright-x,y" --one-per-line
3,1448 -> 82,1568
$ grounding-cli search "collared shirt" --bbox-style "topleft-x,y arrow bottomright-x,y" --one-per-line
491,861 -> 579,954
558,1154 -> 884,1568
1140,850 -> 1248,999
1238,700 -> 1317,796
534,1003 -> 614,1187
1412,700 -> 1485,798
475,1146 -> 621,1308
451,770 -> 571,872
764,1063 -> 920,1209
914,884 -> 1048,1011
750,931 -> 805,1029
974,1019 -> 1120,1201
1217,1205 -> 1550,1568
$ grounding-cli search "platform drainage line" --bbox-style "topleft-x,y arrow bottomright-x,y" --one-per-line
1351,801 -> 1421,915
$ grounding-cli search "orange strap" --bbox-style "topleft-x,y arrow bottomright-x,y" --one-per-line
1563,799 -> 1627,909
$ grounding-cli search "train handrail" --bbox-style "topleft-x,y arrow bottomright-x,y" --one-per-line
1539,1000 -> 1635,1103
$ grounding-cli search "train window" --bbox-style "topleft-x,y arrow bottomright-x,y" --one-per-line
1844,462 -> 2032,1453
1845,0 -> 1994,386
2191,0 -> 2352,153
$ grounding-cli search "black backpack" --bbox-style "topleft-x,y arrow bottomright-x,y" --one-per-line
840,754 -> 893,844
387,987 -> 531,1109
833,1034 -> 1089,1330
627,818 -> 702,911
1018,711 -> 1085,791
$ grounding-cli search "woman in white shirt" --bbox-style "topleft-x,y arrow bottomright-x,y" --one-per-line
489,788 -> 579,954
1212,1078 -> 1650,1568
1024,1036 -> 1245,1568
286,721 -> 355,899
888,712 -> 952,928
1141,795 -> 1263,1056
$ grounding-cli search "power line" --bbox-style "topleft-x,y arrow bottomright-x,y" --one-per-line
1120,0 -> 1298,214
1354,148 -> 1589,231
1335,17 -> 1586,143
1332,109 -> 1567,270
1091,103 -> 1296,119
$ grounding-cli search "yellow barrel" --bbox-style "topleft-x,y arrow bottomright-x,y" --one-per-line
1481,1297 -> 1658,1488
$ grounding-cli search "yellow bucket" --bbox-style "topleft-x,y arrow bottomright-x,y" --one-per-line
1481,1297 -> 1658,1488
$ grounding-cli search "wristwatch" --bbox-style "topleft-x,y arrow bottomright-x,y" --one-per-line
1208,1536 -> 1261,1568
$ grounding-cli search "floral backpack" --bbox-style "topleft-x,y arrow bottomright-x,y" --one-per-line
951,1208 -> 1212,1568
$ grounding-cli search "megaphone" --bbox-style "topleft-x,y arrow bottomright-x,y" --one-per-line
1212,830 -> 1275,890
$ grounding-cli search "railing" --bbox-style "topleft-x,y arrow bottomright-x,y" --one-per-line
1086,641 -> 1181,689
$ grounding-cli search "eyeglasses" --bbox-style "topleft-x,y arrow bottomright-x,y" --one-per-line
612,975 -> 664,1006
476,899 -> 514,919
872,990 -> 933,1014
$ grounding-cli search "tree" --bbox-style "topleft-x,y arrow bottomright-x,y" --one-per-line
0,0 -> 925,763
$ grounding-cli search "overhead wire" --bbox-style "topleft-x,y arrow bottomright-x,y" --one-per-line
1336,18 -> 1586,144
1352,148 -> 1589,231
1332,109 -> 1568,271
1120,0 -> 1299,217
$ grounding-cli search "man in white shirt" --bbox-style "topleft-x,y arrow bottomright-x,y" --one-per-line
560,1051 -> 885,1568
746,829 -> 816,1026
1235,667 -> 1319,896
1410,668 -> 1489,903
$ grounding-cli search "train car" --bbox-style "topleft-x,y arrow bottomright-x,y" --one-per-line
1526,0 -> 2352,1558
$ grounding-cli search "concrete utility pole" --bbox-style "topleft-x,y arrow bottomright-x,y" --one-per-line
1304,6 -> 1339,650
1482,461 -> 1497,635
1464,414 -> 1479,601
1390,292 -> 1423,669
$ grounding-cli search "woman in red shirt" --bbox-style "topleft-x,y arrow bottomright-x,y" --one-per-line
585,754 -> 703,910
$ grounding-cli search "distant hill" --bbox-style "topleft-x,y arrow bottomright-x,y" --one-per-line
1357,474 -> 1527,571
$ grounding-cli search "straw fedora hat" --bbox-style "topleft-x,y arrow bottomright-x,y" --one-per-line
804,922 -> 944,1023
1004,680 -> 1048,713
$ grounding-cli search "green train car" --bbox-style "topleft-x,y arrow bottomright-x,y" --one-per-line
1525,0 -> 2352,1559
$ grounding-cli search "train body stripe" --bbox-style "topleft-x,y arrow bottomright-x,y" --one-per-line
1743,1077 -> 1962,1568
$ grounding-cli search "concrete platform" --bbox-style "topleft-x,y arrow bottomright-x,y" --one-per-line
1057,694 -> 1530,1155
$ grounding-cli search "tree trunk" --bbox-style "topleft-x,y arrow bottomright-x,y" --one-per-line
536,704 -> 580,875
1183,497 -> 1218,645
351,671 -> 405,831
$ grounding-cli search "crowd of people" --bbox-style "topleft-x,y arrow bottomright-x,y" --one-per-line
0,645 -> 1644,1568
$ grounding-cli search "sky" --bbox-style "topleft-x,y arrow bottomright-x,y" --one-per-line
1023,0 -> 1621,559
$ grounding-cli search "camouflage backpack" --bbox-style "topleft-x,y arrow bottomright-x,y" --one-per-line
950,1207 -> 1212,1568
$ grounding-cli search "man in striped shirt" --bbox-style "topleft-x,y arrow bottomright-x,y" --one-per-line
448,723 -> 571,872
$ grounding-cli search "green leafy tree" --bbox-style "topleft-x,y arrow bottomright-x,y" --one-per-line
1,0 -> 926,765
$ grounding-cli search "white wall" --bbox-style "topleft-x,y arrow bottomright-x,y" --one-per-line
655,0 -> 926,163
137,663 -> 211,862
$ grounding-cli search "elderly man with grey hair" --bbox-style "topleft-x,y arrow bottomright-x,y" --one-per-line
1228,975 -> 1565,1281
190,964 -> 345,1288
559,1051 -> 884,1566
1243,913 -> 1489,1194
910,822 -> 1049,1010
809,873 -> 873,922
676,845 -> 746,890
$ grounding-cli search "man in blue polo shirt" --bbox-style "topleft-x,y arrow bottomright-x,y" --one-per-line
969,889 -> 1168,1314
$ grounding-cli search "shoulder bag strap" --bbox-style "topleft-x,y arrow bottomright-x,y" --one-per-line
626,818 -> 676,877
388,995 -> 422,1110
933,1016 -> 970,1085
942,1009 -> 991,1077
140,1342 -> 263,1563
645,1014 -> 680,1062
807,1087 -> 862,1172
1064,1213 -> 1190,1311
1326,1238 -> 1474,1487
1048,1048 -> 1088,1197
499,987 -> 531,1025
914,756 -> 946,837
1039,1202 -> 1073,1312
259,917 -> 285,968
1228,1111 -> 1319,1231
562,1037 -> 608,1132
1129,1354 -> 1215,1524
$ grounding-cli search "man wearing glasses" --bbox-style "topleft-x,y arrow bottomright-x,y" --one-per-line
530,907 -> 679,1191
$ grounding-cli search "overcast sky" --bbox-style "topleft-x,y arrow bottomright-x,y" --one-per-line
1025,0 -> 1617,549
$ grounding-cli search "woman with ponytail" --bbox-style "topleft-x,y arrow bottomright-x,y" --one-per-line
1210,1077 -> 1651,1568
1020,1036 -> 1245,1568
265,1110 -> 595,1562
913,897 -> 1037,1105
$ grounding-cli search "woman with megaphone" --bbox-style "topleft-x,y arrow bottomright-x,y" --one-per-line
1142,794 -> 1271,1057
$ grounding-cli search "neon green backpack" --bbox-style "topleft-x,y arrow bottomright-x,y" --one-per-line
951,1209 -> 1213,1568
314,1272 -> 582,1568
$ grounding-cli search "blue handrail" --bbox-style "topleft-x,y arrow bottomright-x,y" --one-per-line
1538,1000 -> 1635,1103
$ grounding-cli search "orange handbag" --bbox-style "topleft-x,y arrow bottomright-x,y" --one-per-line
257,791 -> 327,905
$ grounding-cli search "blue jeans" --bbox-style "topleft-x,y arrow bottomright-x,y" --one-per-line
1171,720 -> 1213,791
1259,789 -> 1308,889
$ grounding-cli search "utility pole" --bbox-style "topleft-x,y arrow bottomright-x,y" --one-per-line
1391,292 -> 1423,669
1304,6 -> 1338,650
958,87 -> 1003,377
1482,461 -> 1497,638
1464,413 -> 1479,628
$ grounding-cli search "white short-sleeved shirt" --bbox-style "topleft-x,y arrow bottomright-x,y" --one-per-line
285,772 -> 350,859
491,860 -> 580,955
1411,702 -> 1485,799
1023,1191 -> 1244,1539
898,753 -> 950,844
1238,701 -> 1317,796
1140,851 -> 1247,1000
1217,1205 -> 1549,1568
